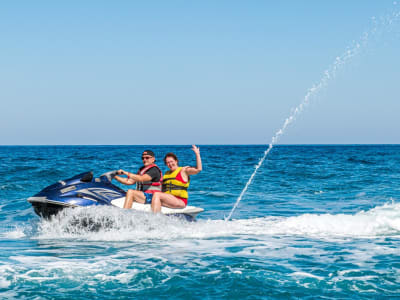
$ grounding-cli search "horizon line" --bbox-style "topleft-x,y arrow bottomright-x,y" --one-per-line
1,143 -> 400,147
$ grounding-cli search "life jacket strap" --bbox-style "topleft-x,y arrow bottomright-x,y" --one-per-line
162,182 -> 188,192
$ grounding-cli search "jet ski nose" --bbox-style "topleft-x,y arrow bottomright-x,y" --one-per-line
27,171 -> 127,218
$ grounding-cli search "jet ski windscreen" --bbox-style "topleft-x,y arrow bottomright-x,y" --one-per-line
81,172 -> 93,182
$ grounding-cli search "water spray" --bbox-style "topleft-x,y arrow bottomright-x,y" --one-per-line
225,7 -> 400,221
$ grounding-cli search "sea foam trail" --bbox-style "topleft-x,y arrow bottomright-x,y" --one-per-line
226,7 -> 400,221
33,202 -> 400,241
234,202 -> 400,237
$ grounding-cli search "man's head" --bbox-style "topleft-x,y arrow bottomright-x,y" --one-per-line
142,150 -> 156,166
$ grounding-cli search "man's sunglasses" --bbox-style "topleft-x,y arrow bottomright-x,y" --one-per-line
142,156 -> 153,160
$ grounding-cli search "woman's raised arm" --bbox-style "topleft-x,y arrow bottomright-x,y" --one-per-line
185,145 -> 202,175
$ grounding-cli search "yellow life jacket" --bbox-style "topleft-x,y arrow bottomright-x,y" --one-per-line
162,167 -> 190,199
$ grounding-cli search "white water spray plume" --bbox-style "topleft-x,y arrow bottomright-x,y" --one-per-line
226,8 -> 400,221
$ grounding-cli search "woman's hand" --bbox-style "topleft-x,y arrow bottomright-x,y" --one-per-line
192,145 -> 200,155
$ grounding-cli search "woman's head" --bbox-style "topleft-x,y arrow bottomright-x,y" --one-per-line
164,152 -> 179,170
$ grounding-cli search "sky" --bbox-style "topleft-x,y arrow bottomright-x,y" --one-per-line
1,1 -> 399,145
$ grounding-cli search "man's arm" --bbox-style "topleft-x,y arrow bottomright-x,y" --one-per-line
114,172 -> 135,185
115,169 -> 152,184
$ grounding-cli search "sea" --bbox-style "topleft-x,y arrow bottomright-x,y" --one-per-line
1,145 -> 400,299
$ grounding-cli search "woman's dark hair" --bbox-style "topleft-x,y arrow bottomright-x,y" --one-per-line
164,152 -> 179,165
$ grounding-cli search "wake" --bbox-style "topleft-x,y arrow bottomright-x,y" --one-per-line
17,202 -> 400,241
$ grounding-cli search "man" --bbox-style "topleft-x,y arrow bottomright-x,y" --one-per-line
114,150 -> 162,208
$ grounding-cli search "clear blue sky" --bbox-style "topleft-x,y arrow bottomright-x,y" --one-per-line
1,1 -> 399,145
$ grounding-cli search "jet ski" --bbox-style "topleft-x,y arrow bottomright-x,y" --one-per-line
27,171 -> 204,221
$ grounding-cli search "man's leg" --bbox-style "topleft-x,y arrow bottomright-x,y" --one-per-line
123,189 -> 146,208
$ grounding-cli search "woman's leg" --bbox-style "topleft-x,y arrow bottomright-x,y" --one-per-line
151,192 -> 186,213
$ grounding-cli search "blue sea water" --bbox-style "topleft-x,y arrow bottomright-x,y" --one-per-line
1,145 -> 400,299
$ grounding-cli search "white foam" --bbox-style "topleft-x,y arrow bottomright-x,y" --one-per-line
4,203 -> 399,294
0,278 -> 11,289
2,227 -> 26,239
33,202 -> 400,242
6,253 -> 147,290
234,202 -> 400,238
0,265 -> 15,289
94,272 -> 135,284
291,272 -> 324,281
205,270 -> 221,275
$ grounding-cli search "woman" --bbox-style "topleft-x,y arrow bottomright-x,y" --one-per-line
151,145 -> 202,213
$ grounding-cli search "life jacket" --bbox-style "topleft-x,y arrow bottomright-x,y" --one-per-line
162,167 -> 190,199
136,164 -> 162,193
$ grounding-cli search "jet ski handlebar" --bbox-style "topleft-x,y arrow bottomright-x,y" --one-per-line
99,170 -> 119,182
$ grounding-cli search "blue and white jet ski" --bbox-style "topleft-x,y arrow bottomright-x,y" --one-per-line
27,171 -> 204,221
